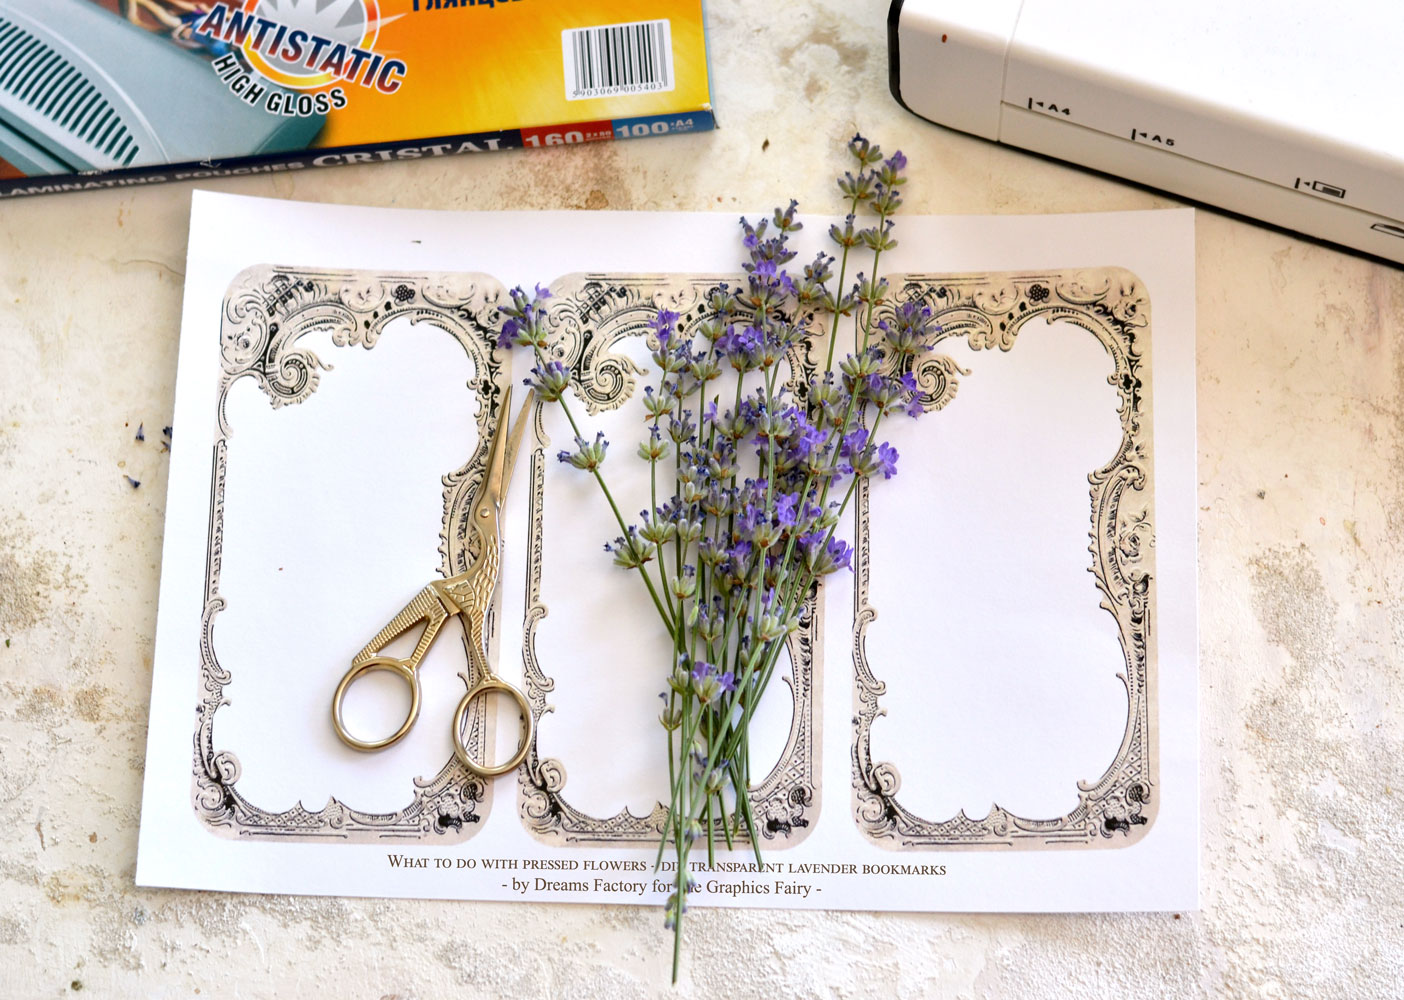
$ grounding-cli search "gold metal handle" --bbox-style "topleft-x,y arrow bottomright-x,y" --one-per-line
452,677 -> 533,777
331,656 -> 422,751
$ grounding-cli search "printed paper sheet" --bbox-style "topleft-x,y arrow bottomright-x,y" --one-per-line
136,193 -> 1197,911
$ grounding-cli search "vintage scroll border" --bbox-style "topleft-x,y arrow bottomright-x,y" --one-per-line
193,266 -> 511,842
517,274 -> 821,846
852,268 -> 1159,849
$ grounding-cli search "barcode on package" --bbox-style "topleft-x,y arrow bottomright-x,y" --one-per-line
562,20 -> 674,100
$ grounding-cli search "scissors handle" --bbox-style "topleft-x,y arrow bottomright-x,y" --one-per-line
452,676 -> 535,777
449,569 -> 534,777
331,655 -> 422,751
331,583 -> 445,751
331,578 -> 534,775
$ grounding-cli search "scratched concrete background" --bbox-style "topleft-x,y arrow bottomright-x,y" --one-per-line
1,1 -> 1402,996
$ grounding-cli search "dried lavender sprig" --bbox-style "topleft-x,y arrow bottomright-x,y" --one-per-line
505,308 -> 678,633
496,136 -> 930,985
823,132 -> 884,370
706,148 -> 914,786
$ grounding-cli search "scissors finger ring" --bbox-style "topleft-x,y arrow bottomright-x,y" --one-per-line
331,655 -> 422,751
452,676 -> 534,777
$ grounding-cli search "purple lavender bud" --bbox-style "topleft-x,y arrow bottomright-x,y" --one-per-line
739,503 -> 763,532
877,441 -> 899,479
649,308 -> 681,347
840,427 -> 869,458
496,318 -> 520,349
775,492 -> 799,527
560,431 -> 609,471
528,360 -> 571,401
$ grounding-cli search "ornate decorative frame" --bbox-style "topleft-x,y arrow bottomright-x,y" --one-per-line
517,274 -> 821,846
852,268 -> 1158,850
194,266 -> 511,842
192,265 -> 1151,850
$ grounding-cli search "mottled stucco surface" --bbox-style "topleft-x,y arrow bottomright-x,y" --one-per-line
1,1 -> 1402,996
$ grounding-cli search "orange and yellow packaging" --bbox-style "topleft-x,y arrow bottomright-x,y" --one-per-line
0,0 -> 713,198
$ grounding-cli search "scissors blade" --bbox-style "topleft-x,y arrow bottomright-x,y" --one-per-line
482,385 -> 536,509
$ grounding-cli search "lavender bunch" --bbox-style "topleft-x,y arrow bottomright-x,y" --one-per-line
499,135 -> 938,981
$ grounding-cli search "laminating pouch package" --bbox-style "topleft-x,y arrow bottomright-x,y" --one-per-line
0,0 -> 713,198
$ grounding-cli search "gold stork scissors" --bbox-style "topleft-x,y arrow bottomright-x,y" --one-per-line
331,386 -> 536,777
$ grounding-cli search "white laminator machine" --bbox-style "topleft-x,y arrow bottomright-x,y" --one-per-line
889,0 -> 1404,265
